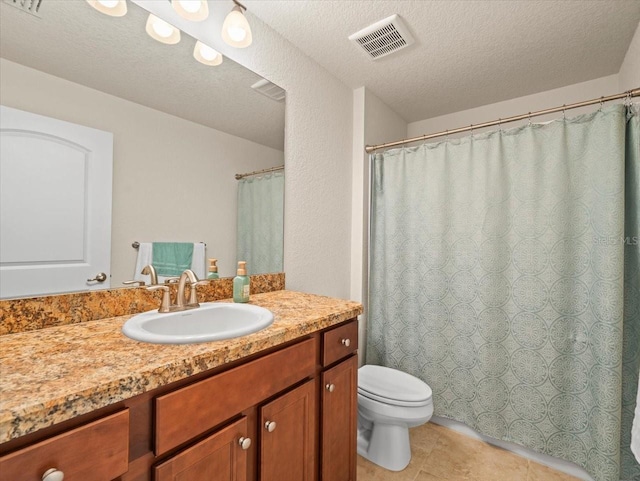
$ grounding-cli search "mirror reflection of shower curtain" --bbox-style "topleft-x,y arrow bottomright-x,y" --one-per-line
236,172 -> 284,275
368,104 -> 640,481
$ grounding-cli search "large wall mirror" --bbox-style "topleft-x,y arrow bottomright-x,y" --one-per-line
0,0 -> 285,298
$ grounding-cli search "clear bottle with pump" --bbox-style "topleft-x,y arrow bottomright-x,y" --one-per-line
207,258 -> 219,279
233,261 -> 250,303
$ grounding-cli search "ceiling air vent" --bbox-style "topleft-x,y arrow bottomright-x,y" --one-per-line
349,14 -> 415,60
251,79 -> 286,103
2,0 -> 43,17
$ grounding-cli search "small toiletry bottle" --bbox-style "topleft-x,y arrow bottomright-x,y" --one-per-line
207,258 -> 219,279
233,261 -> 250,303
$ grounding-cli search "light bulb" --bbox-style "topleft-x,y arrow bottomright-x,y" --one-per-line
228,26 -> 247,42
171,0 -> 209,21
145,14 -> 181,45
200,44 -> 218,61
152,19 -> 173,38
178,0 -> 200,13
221,5 -> 252,48
193,41 -> 223,66
86,0 -> 127,17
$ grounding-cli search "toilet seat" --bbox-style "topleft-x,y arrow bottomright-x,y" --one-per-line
358,387 -> 432,407
358,365 -> 432,407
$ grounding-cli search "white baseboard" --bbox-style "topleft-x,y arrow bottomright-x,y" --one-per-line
430,416 -> 595,481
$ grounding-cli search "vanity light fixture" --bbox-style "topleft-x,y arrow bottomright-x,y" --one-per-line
171,0 -> 209,22
86,0 -> 128,17
146,14 -> 181,45
193,41 -> 223,66
222,0 -> 252,48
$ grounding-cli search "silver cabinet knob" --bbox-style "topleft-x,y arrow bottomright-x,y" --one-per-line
238,437 -> 252,450
341,338 -> 351,347
326,383 -> 335,392
42,469 -> 64,481
87,272 -> 107,282
264,420 -> 277,432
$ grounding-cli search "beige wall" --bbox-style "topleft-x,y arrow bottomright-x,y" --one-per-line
619,22 -> 640,91
134,1 -> 354,299
352,87 -> 407,361
352,87 -> 407,307
408,75 -> 620,139
0,58 -> 284,285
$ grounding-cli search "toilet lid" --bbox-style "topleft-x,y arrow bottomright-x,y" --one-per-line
358,365 -> 432,405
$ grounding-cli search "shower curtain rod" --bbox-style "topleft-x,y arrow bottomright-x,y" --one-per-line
235,165 -> 284,180
365,87 -> 640,153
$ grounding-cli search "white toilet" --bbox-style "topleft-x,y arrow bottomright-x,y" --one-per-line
357,365 -> 433,471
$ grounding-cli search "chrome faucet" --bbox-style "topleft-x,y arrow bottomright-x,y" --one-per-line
141,265 -> 158,285
146,269 -> 208,313
176,269 -> 198,309
176,269 -> 208,309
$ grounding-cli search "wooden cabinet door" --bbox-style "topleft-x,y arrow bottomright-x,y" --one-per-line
155,417 -> 250,481
260,380 -> 316,481
321,355 -> 357,481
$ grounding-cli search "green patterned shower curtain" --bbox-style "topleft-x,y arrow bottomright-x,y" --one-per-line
367,104 -> 640,481
236,172 -> 284,275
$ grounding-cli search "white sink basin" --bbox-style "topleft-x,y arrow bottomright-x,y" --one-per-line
122,302 -> 274,344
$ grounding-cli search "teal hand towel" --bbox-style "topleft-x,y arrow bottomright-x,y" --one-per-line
152,242 -> 194,277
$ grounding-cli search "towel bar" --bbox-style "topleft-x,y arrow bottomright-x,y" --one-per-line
132,241 -> 206,249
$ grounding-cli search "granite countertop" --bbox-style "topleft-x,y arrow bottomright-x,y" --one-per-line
0,290 -> 362,443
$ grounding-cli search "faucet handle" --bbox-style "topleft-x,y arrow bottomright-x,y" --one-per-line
123,280 -> 145,287
188,280 -> 209,306
164,277 -> 180,285
146,285 -> 172,313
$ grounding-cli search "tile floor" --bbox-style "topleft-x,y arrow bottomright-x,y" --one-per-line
357,422 -> 583,481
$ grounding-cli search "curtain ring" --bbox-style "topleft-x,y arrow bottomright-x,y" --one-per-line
625,91 -> 632,107
562,104 -> 566,120
528,112 -> 532,126
470,124 -> 474,140
599,96 -> 604,111
445,129 -> 449,141
498,118 -> 502,132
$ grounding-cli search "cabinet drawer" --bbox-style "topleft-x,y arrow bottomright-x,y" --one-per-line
0,410 -> 129,481
322,320 -> 357,366
155,338 -> 316,455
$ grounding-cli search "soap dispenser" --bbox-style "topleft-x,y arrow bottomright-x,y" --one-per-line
207,258 -> 219,279
233,261 -> 250,303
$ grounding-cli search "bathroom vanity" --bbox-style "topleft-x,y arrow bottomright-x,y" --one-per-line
0,290 -> 362,481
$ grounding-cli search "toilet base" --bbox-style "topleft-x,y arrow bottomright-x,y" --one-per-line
357,421 -> 412,471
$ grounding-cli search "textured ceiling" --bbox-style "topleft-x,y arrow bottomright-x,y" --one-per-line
246,0 -> 640,122
0,0 -> 285,150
